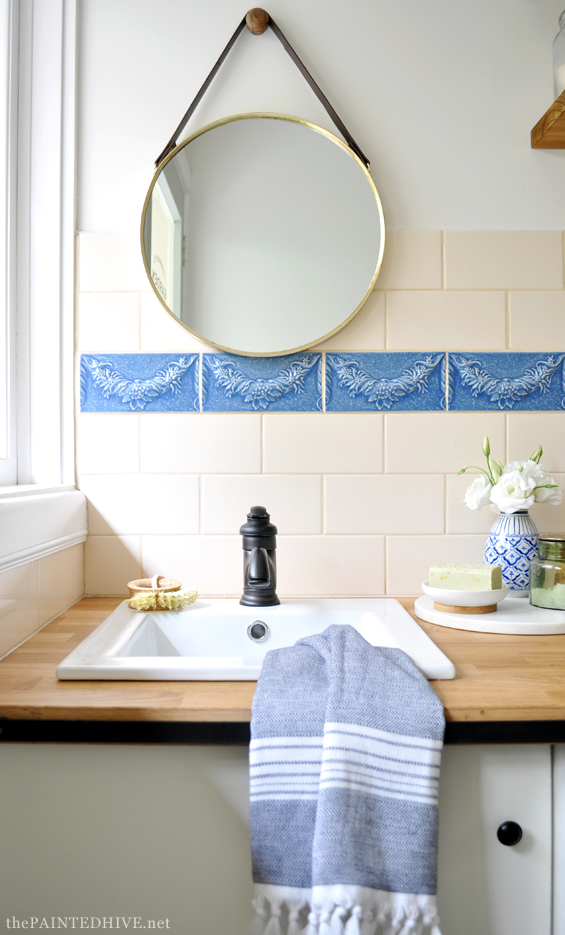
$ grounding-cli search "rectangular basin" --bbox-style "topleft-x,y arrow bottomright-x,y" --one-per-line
56,598 -> 455,681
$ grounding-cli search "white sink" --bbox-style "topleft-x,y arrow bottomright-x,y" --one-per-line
56,598 -> 455,681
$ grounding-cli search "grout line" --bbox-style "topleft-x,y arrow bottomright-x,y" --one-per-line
321,474 -> 325,534
384,292 -> 388,349
198,475 -> 202,534
563,231 -> 565,290
383,536 -> 388,594
137,413 -> 141,473
382,414 -> 387,473
441,231 -> 446,290
505,291 -> 510,349
198,354 -> 203,412
260,414 -> 265,473
138,293 -> 142,350
443,473 -> 447,534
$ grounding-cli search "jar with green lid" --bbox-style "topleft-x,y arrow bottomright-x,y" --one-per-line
530,535 -> 565,610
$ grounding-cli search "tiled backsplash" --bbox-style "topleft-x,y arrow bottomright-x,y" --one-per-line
0,544 -> 84,659
77,230 -> 565,597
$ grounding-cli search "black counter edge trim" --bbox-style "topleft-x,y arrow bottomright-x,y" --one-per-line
444,720 -> 565,744
0,720 -> 252,744
1,719 -> 565,744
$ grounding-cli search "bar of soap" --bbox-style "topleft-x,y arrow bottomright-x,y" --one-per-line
429,562 -> 502,591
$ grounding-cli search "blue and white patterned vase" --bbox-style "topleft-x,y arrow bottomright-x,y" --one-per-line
484,511 -> 539,597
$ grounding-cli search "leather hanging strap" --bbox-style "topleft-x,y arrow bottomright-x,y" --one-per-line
155,9 -> 369,168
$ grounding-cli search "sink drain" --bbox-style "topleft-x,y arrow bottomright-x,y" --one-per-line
248,621 -> 270,642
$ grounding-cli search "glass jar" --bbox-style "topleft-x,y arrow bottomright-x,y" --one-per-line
554,11 -> 565,99
529,535 -> 565,610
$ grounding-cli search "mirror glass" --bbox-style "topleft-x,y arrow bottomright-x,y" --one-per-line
141,114 -> 385,356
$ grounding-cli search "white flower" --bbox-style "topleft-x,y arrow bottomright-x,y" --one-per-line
464,475 -> 493,511
490,470 -> 536,514
534,484 -> 563,505
503,459 -> 563,506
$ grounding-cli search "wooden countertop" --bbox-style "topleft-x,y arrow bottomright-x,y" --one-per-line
1,597 -> 565,743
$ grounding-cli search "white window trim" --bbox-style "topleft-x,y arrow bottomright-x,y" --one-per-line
0,0 -> 86,572
16,0 -> 77,488
0,0 -> 18,483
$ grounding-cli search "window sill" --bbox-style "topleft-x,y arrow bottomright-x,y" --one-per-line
0,488 -> 87,574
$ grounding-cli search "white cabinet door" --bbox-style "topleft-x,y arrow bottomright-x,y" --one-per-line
437,744 -> 551,935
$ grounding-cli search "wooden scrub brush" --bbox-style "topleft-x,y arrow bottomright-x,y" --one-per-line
126,575 -> 198,611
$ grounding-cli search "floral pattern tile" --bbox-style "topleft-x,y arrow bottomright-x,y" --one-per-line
448,352 -> 565,411
325,352 -> 447,411
201,353 -> 322,412
80,354 -> 200,412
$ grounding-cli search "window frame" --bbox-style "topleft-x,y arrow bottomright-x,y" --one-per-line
0,0 -> 77,493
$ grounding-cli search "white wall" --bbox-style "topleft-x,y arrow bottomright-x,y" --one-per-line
78,0 -> 565,232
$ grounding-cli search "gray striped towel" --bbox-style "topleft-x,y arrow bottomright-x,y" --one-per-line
249,624 -> 444,935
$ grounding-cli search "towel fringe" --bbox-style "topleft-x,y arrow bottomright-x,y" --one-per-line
304,910 -> 320,935
330,906 -> 348,934
288,900 -> 306,935
264,899 -> 284,935
359,909 -> 377,935
250,895 -> 268,935
250,896 -> 441,935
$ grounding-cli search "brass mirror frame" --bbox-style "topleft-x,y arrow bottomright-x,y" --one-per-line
140,112 -> 386,357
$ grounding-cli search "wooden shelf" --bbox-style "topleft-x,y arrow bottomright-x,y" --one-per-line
531,90 -> 565,147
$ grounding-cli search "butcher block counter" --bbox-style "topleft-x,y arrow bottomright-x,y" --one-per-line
0,596 -> 564,744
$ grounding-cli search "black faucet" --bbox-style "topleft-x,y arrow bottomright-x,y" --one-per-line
239,506 -> 280,607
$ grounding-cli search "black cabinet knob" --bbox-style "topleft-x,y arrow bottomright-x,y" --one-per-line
497,821 -> 523,846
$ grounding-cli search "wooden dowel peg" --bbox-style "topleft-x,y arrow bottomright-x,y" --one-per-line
246,8 -> 270,34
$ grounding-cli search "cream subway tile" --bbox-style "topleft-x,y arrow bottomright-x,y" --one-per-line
76,414 -> 140,474
276,536 -> 384,596
71,543 -> 85,603
78,293 -> 140,352
85,536 -> 142,596
386,291 -> 506,350
79,474 -> 199,535
39,549 -> 75,625
201,475 -> 321,534
386,535 -> 486,595
313,291 -> 385,350
509,292 -> 565,350
508,413 -> 565,473
78,232 -> 147,292
532,474 -> 565,532
140,414 -> 261,474
324,475 -> 444,534
141,536 -> 241,595
141,291 -> 213,351
263,413 -> 383,474
444,231 -> 563,290
0,562 -> 39,659
376,231 -> 442,290
385,413 -> 505,474
446,473 -> 499,534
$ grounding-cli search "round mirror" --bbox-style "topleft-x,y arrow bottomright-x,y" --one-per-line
141,114 -> 385,356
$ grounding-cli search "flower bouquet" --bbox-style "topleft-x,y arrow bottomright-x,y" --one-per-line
459,438 -> 562,594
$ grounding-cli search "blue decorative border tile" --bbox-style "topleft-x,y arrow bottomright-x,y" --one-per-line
80,354 -> 200,412
325,352 -> 446,411
201,352 -> 322,412
448,352 -> 565,411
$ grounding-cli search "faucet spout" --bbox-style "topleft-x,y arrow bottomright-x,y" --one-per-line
247,547 -> 273,588
239,506 -> 280,607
